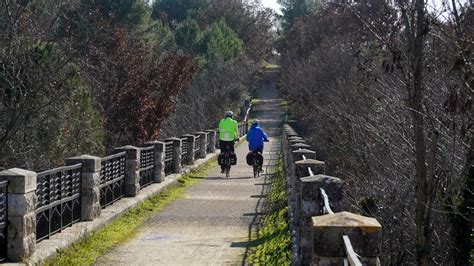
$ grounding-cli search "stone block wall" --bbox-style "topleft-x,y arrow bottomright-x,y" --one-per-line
282,124 -> 383,266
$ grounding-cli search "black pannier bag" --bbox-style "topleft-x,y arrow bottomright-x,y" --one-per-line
246,152 -> 253,165
246,152 -> 263,166
230,153 -> 237,165
219,152 -> 237,165
218,153 -> 224,166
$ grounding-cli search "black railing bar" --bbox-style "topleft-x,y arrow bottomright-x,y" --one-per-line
319,188 -> 334,214
102,151 -> 127,162
37,164 -> 82,177
139,165 -> 154,172
343,235 -> 362,266
35,194 -> 80,213
98,176 -> 125,188
164,157 -> 173,162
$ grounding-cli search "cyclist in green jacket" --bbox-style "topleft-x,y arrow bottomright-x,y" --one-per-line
218,111 -> 239,173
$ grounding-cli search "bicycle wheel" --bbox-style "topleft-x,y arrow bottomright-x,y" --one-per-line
226,166 -> 230,178
253,164 -> 258,178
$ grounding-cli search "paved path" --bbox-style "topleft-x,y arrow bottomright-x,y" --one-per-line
96,84 -> 282,265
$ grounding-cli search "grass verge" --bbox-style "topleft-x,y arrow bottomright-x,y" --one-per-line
44,160 -> 216,266
247,154 -> 291,265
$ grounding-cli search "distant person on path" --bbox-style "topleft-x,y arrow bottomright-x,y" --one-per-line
218,111 -> 239,173
246,119 -> 269,171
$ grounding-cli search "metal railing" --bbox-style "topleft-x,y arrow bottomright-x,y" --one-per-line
300,152 -> 362,266
194,135 -> 201,153
139,146 -> 155,189
99,152 -> 126,208
181,138 -> 188,166
36,164 -> 82,242
0,180 -> 7,262
206,133 -> 212,153
164,141 -> 174,176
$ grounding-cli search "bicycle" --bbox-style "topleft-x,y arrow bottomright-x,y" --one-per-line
251,151 -> 262,178
220,142 -> 236,178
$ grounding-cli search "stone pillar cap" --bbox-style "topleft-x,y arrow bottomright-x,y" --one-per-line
205,129 -> 216,132
0,168 -> 37,193
115,145 -> 139,150
144,140 -> 165,145
195,131 -> 207,135
312,211 -> 381,230
165,137 -> 181,141
288,136 -> 303,140
181,134 -> 195,138
292,149 -> 316,155
295,159 -> 325,166
301,174 -> 341,183
291,143 -> 310,149
66,154 -> 101,160
289,139 -> 306,143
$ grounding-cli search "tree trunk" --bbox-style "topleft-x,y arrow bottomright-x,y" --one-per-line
409,0 -> 431,265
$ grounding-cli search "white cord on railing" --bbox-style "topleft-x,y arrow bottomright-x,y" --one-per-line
301,154 -> 314,176
343,235 -> 362,266
244,104 -> 252,122
319,188 -> 334,214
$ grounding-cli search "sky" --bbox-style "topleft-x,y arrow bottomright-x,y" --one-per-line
259,0 -> 471,16
260,0 -> 282,14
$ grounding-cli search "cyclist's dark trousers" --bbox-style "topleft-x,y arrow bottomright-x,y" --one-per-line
219,140 -> 235,171
219,140 -> 235,153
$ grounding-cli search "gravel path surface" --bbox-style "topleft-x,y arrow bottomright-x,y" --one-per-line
96,84 -> 282,266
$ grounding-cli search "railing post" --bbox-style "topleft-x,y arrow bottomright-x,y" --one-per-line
65,155 -> 101,221
0,168 -> 37,261
115,146 -> 141,196
205,130 -> 217,153
312,212 -> 382,265
196,132 -> 208,159
299,174 -> 343,265
166,138 -> 182,173
181,135 -> 195,165
144,141 -> 166,183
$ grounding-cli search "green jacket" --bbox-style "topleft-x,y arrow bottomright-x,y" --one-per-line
219,117 -> 239,141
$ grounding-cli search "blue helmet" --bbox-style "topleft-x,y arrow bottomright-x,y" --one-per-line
252,119 -> 259,125
225,111 -> 233,117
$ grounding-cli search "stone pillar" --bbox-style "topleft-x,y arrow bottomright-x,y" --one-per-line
166,138 -> 182,173
205,130 -> 217,153
181,135 -> 195,165
289,138 -> 306,146
115,146 -> 140,196
144,141 -> 166,183
299,175 -> 343,265
292,149 -> 316,160
291,143 -> 311,152
214,128 -> 220,150
65,155 -> 101,220
295,159 -> 325,177
294,160 -> 326,233
196,132 -> 208,159
0,168 -> 36,261
312,212 -> 382,265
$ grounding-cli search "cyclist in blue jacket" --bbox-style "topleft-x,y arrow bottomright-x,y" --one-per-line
246,119 -> 269,171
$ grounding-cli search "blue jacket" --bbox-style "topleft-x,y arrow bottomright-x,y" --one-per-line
246,124 -> 268,151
